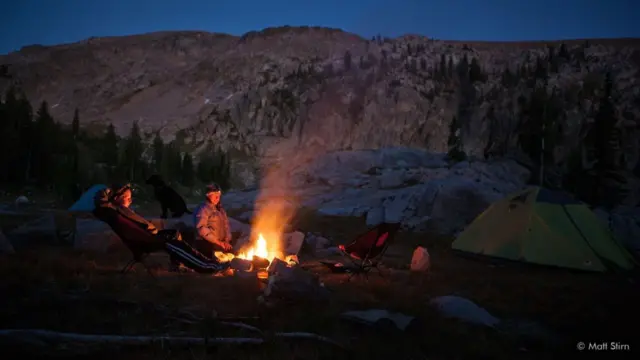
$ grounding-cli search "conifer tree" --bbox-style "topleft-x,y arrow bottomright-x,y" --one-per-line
122,121 -> 144,181
447,116 -> 466,162
103,123 -> 119,171
181,152 -> 195,187
152,133 -> 165,177
32,101 -> 56,184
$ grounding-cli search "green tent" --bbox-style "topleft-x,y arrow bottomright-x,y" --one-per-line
451,186 -> 637,272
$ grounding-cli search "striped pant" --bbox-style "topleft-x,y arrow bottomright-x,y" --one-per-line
159,230 -> 228,274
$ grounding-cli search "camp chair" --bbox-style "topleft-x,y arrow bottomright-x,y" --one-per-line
94,206 -> 228,276
93,206 -> 167,276
324,222 -> 401,281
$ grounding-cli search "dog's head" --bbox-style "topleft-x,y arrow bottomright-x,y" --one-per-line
145,174 -> 166,187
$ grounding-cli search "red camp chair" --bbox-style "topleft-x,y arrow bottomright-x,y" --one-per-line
323,222 -> 401,281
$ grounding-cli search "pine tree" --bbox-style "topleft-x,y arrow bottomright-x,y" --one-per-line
32,101 -> 56,184
456,54 -> 469,81
122,121 -> 144,182
181,152 -> 195,187
15,95 -> 34,184
162,142 -> 182,184
587,72 -> 625,206
152,133 -> 164,176
548,45 -> 559,73
67,108 -> 81,191
343,50 -> 352,71
501,67 -> 513,87
446,116 -> 466,162
558,43 -> 570,59
0,87 -> 17,183
72,109 -> 80,139
534,56 -> 548,79
469,57 -> 483,83
218,151 -> 231,190
102,123 -> 119,170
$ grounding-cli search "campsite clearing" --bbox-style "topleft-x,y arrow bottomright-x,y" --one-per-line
1,212 -> 638,359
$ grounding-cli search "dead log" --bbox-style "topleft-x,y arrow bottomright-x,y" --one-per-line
0,329 -> 345,349
0,329 -> 263,346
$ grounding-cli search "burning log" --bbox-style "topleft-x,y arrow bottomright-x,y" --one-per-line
230,257 -> 253,272
267,258 -> 289,275
251,256 -> 270,269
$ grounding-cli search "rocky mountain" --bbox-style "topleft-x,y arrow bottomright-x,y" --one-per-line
1,27 -> 640,189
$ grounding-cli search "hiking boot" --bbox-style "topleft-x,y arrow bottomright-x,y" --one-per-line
214,268 -> 235,277
169,263 -> 193,273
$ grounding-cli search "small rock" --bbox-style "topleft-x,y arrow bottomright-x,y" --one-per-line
342,309 -> 416,331
314,236 -> 330,249
0,230 -> 15,254
314,246 -> 342,258
284,231 -> 305,255
410,246 -> 430,272
267,258 -> 289,275
14,195 -> 29,206
430,295 -> 501,328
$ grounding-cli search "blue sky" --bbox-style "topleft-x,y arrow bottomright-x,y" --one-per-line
1,0 -> 638,54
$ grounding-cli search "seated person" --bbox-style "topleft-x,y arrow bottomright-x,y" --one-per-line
94,183 -> 159,234
94,183 -> 222,273
194,183 -> 234,258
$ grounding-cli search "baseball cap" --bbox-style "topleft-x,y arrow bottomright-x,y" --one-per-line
205,183 -> 222,194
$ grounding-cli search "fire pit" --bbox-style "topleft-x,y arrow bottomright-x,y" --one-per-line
236,233 -> 282,266
217,232 -> 299,278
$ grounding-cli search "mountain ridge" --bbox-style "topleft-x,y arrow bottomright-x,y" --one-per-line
1,26 -> 639,189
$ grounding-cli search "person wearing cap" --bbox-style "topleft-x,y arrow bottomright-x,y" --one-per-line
194,183 -> 233,256
96,183 -> 159,234
94,183 -> 188,272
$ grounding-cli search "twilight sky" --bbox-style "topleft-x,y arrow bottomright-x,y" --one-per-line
1,0 -> 638,54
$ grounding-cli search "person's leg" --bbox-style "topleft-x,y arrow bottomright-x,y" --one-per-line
164,237 -> 228,274
156,229 -> 189,272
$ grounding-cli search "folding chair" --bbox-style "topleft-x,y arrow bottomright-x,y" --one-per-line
94,204 -> 228,276
325,222 -> 401,281
93,205 -> 167,276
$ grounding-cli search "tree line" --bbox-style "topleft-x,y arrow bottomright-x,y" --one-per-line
441,41 -> 630,208
0,86 -> 231,203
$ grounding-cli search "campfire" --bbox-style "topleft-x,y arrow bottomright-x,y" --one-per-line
236,233 -> 281,264
231,166 -> 299,277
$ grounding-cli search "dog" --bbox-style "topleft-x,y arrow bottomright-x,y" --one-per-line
145,175 -> 192,219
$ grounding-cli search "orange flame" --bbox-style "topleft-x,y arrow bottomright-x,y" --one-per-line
237,233 -> 281,263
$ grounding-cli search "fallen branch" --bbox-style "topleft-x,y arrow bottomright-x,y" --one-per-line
0,329 -> 345,349
274,332 -> 345,349
0,329 -> 262,346
219,321 -> 263,334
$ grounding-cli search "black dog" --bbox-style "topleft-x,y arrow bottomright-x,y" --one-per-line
145,175 -> 192,219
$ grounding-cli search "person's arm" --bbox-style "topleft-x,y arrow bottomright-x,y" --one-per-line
222,209 -> 232,243
117,206 -> 159,235
195,206 -> 223,248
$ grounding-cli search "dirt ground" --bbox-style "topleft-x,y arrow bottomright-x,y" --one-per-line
1,210 -> 639,359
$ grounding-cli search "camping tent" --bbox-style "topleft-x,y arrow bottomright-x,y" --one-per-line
68,184 -> 107,212
451,187 -> 637,272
